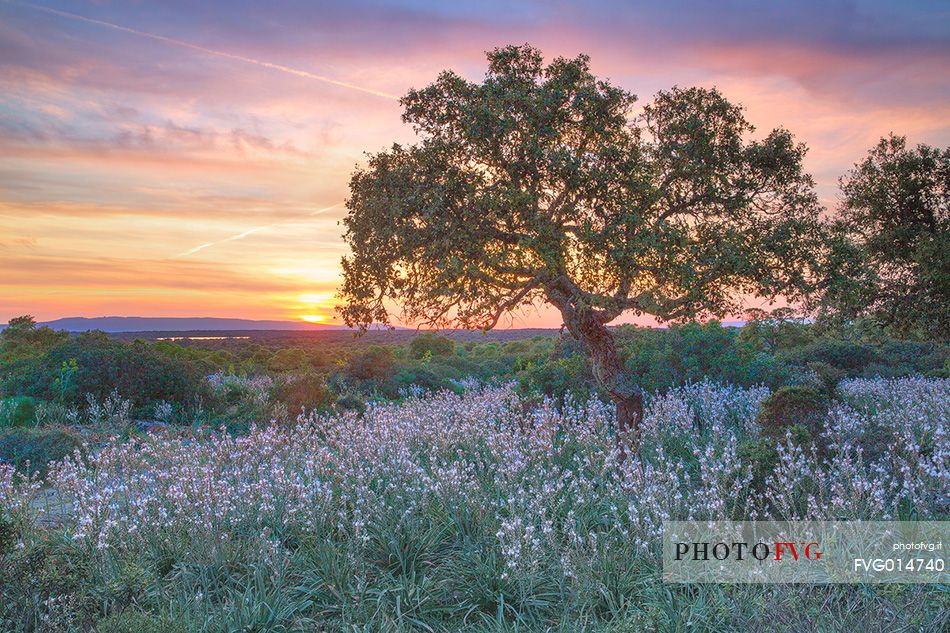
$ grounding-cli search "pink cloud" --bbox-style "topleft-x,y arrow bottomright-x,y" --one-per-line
1,0 -> 947,324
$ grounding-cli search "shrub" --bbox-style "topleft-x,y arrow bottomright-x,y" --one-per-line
409,332 -> 455,359
388,365 -> 454,397
806,361 -> 846,393
345,345 -> 396,381
267,347 -> 309,372
618,322 -> 792,392
738,436 -> 780,492
0,315 -> 69,363
2,334 -> 209,412
781,340 -> 881,373
878,340 -> 945,373
271,373 -> 334,413
503,340 -> 531,354
432,354 -> 480,376
517,355 -> 593,402
0,426 -> 82,475
0,396 -> 37,428
206,374 -> 275,433
756,385 -> 829,445
738,315 -> 814,353
334,393 -> 367,413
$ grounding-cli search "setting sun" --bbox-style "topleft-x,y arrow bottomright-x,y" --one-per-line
2,1 -> 946,327
300,314 -> 327,324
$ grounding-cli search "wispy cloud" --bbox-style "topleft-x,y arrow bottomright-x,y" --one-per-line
1,0 -> 947,324
8,1 -> 399,101
175,203 -> 340,257
0,254 -> 314,292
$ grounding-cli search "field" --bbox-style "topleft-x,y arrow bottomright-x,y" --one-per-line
2,357 -> 948,630
4,1 -> 948,630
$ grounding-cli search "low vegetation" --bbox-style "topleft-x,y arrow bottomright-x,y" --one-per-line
1,315 -> 947,474
0,314 -> 948,630
2,376 -> 947,631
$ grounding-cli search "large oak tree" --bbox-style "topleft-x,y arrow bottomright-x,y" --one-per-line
338,45 -> 824,456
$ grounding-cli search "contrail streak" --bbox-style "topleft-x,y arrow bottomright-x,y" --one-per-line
9,1 -> 399,100
175,204 -> 340,257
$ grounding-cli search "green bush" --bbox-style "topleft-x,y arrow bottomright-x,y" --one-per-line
334,393 -> 367,414
738,436 -> 780,492
756,385 -> 829,444
618,322 -> 793,392
737,423 -> 823,491
503,340 -> 531,354
266,347 -> 309,372
878,340 -> 945,371
271,373 -> 335,413
738,315 -> 815,353
781,340 -> 881,373
345,345 -> 396,381
517,355 -> 593,402
806,361 -> 846,393
1,333 -> 209,413
0,315 -> 69,363
389,365 -> 454,396
0,396 -> 37,428
433,354 -> 481,376
0,426 -> 83,475
409,332 -> 455,359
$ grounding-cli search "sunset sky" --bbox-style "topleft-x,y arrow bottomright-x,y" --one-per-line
2,0 -> 948,327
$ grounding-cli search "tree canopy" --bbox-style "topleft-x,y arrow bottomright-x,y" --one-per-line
341,46 -> 823,332
338,45 -> 827,451
0,315 -> 68,364
820,135 -> 949,339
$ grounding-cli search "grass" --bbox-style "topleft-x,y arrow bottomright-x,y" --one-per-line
1,377 -> 948,631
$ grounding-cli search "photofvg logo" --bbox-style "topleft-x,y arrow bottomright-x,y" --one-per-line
674,539 -> 822,563
662,521 -> 948,584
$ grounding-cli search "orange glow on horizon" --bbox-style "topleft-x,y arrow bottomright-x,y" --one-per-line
1,1 -> 947,327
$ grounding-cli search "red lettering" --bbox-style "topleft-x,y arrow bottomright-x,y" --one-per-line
774,541 -> 799,561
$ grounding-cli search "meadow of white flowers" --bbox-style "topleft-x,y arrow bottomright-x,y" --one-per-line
1,376 -> 948,631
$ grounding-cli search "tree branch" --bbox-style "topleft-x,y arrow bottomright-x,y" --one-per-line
484,277 -> 543,330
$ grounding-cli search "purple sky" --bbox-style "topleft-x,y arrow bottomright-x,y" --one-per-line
1,1 -> 948,325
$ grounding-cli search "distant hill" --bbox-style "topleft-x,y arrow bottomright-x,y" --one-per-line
1,316 -> 746,334
20,316 -> 352,333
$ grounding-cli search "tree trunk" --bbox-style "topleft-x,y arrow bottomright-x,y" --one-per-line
565,311 -> 644,462
613,389 -> 643,463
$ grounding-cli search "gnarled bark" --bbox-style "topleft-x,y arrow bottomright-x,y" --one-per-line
546,282 -> 643,462
574,315 -> 643,462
